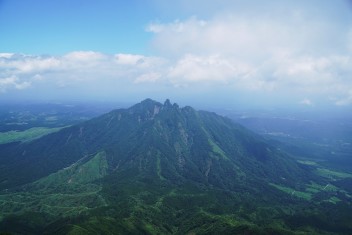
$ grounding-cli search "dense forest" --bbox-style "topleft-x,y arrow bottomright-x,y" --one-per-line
0,100 -> 351,234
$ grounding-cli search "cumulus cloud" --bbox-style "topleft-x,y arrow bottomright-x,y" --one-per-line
134,72 -> 161,84
167,54 -> 252,85
0,53 -> 15,59
63,51 -> 106,61
1,48 -> 352,105
0,54 -> 61,74
0,76 -> 31,92
0,52 -> 168,100
272,55 -> 352,93
147,13 -> 346,59
144,4 -> 352,105
300,98 -> 313,106
115,54 -> 145,65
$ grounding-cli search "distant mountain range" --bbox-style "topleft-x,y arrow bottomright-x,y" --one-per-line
0,99 -> 351,234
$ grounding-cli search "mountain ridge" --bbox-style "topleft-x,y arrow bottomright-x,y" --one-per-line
1,99 -> 351,234
0,98 -> 309,191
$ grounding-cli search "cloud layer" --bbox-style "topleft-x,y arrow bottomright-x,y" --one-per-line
145,4 -> 352,105
1,0 -> 352,106
1,48 -> 351,106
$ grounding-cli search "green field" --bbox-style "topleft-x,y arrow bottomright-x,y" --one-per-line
0,127 -> 63,144
316,168 -> 352,179
269,183 -> 312,200
269,162 -> 352,207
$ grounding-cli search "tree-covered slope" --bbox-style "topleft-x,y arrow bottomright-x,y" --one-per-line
0,99 -> 351,234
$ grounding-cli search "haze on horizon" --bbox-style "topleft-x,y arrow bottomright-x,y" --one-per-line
1,0 -> 352,110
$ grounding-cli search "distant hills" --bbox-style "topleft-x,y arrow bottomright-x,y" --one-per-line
0,99 -> 351,234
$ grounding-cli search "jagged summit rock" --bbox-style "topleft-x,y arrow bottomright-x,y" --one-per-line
164,98 -> 172,107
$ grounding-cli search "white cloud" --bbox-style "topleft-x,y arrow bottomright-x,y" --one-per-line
0,53 -> 14,59
272,55 -> 352,93
146,23 -> 165,33
15,81 -> 31,90
134,72 -> 161,84
167,54 -> 252,85
300,98 -> 313,106
143,10 -> 352,105
1,49 -> 352,106
114,53 -> 144,65
147,14 -> 341,59
64,51 -> 106,61
0,52 -> 167,98
0,76 -> 31,92
0,55 -> 61,74
335,89 -> 352,106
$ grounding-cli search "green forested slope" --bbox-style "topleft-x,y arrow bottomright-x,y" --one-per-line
0,99 -> 351,234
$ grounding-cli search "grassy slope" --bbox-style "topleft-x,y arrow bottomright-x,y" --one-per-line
269,160 -> 352,208
0,127 -> 63,144
0,152 -> 108,223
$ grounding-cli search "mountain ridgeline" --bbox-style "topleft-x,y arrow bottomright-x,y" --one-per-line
0,99 -> 307,191
2,99 -> 351,234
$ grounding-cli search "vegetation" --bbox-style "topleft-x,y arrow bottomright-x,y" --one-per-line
0,99 -> 351,234
316,168 -> 352,179
0,127 -> 62,144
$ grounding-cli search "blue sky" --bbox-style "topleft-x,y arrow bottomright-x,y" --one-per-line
0,0 -> 157,54
1,0 -> 352,108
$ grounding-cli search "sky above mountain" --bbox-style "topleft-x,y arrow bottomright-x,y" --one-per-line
1,0 -> 352,109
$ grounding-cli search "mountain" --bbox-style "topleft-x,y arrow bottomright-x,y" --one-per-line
0,99 -> 351,234
0,98 -> 307,190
